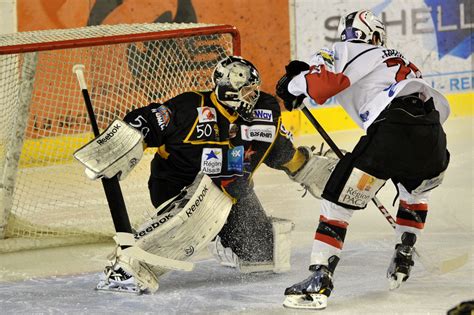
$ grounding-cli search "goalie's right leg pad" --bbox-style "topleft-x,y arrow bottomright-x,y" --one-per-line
101,173 -> 233,293
135,173 -> 233,277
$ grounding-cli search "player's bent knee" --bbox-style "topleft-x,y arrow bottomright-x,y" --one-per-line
323,166 -> 386,210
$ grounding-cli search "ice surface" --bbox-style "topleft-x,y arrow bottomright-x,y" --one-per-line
0,117 -> 472,314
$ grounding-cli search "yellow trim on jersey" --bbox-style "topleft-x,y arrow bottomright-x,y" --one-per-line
248,116 -> 282,181
156,145 -> 170,159
210,92 -> 239,123
183,92 -> 232,145
220,186 -> 237,204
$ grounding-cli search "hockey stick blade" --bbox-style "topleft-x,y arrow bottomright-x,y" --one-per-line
414,247 -> 469,274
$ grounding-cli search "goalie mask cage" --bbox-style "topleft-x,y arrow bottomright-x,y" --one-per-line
0,23 -> 240,252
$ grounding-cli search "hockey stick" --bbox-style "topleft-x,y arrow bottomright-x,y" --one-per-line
300,106 -> 396,228
300,106 -> 468,274
73,64 -> 193,272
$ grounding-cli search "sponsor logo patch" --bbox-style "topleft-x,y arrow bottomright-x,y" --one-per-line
338,169 -> 384,208
252,109 -> 273,122
228,146 -> 244,172
229,123 -> 238,138
241,125 -> 276,142
151,105 -> 171,131
197,107 -> 217,123
201,148 -> 222,174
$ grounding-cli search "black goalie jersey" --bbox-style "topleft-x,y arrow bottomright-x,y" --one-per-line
123,91 -> 296,200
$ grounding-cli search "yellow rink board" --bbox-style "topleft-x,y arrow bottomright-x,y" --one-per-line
282,91 -> 473,136
13,91 -> 474,168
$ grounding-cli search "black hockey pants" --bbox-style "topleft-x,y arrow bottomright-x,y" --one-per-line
322,95 -> 450,210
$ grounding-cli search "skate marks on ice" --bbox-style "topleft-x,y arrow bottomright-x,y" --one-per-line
0,240 -> 471,315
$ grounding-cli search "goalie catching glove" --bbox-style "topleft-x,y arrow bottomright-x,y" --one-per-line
275,60 -> 309,111
73,119 -> 144,181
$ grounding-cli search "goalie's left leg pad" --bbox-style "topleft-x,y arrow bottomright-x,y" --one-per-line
209,217 -> 294,273
272,217 -> 295,273
134,173 -> 233,277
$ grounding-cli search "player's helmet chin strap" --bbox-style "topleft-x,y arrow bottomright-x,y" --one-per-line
213,56 -> 261,121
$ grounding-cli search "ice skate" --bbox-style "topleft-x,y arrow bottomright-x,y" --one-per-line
283,256 -> 339,310
96,263 -> 141,294
387,232 -> 416,290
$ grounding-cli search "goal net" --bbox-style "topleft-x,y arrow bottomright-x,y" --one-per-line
0,23 -> 240,252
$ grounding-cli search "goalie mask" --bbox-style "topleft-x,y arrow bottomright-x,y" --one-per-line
212,56 -> 261,121
338,9 -> 386,47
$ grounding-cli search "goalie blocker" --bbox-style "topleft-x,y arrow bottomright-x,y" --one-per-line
73,119 -> 144,181
98,172 -> 233,293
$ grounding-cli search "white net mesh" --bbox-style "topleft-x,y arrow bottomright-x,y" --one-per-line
0,23 -> 237,252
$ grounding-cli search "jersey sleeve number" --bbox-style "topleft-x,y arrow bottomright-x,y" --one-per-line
384,57 -> 422,82
128,115 -> 150,138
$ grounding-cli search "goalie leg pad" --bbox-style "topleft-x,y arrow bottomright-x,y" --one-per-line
290,146 -> 338,199
210,217 -> 295,273
134,173 -> 233,277
271,217 -> 295,273
97,233 -> 159,293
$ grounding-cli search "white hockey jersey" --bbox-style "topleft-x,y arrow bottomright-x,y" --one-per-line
288,42 -> 450,130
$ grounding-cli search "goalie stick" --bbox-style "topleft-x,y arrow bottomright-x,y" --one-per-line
72,64 -> 193,272
301,105 -> 468,274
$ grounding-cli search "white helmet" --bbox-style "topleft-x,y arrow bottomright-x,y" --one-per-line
337,10 -> 386,46
212,56 -> 261,121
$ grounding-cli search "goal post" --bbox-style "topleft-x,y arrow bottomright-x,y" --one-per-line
0,23 -> 240,252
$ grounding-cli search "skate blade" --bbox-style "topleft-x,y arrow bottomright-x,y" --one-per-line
388,272 -> 405,290
96,280 -> 143,295
283,294 -> 327,310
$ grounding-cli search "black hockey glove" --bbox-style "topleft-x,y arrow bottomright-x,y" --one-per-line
275,60 -> 310,111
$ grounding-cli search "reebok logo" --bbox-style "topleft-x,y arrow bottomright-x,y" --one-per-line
134,213 -> 174,239
186,185 -> 209,217
97,123 -> 121,145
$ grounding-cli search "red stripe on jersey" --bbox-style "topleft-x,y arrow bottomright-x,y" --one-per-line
396,218 -> 425,229
305,65 -> 350,104
319,215 -> 349,229
400,200 -> 428,211
315,232 -> 344,249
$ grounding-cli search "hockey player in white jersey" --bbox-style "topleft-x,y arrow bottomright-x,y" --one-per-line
275,9 -> 450,309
